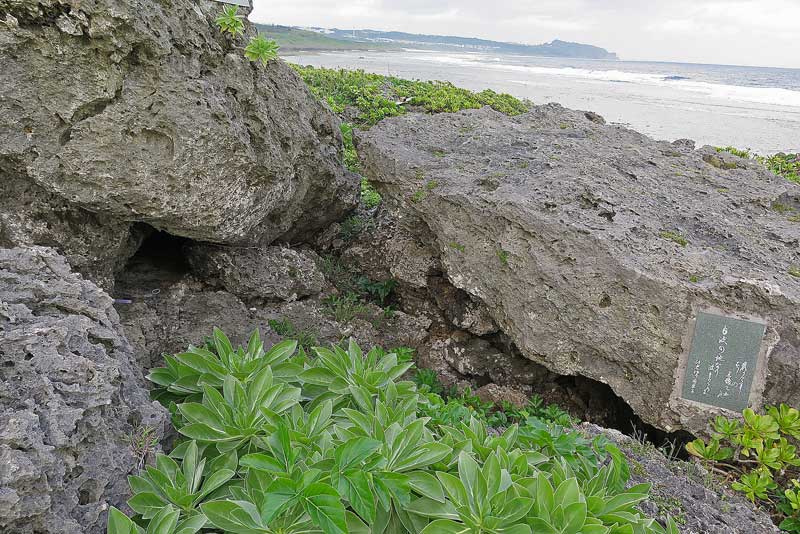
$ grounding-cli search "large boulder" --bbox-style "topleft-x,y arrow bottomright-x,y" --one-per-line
357,104 -> 800,434
0,246 -> 167,533
0,0 -> 357,286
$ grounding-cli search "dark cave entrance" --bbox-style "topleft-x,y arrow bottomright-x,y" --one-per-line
549,373 -> 695,457
114,224 -> 194,298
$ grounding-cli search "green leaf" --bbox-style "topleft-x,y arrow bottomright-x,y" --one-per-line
335,437 -> 381,470
127,492 -> 165,518
405,497 -> 460,520
419,519 -> 470,534
342,469 -> 376,524
178,423 -> 230,442
201,500 -> 263,534
554,477 -> 582,507
107,507 -> 139,534
408,470 -> 445,503
239,453 -> 285,473
302,483 -> 348,534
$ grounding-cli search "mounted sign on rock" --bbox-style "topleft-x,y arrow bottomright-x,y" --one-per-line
676,309 -> 770,413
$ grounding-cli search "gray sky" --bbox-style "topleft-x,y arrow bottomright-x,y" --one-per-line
251,0 -> 800,69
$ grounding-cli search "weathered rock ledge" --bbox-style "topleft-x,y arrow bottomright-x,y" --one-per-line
357,104 -> 800,435
0,0 -> 357,287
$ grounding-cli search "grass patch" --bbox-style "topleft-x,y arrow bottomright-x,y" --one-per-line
660,231 -> 688,247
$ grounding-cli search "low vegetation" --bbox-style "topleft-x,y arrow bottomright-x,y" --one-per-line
716,146 -> 800,184
291,65 -> 529,128
109,330 -> 681,534
292,65 -> 530,208
213,6 -> 280,65
687,405 -> 800,532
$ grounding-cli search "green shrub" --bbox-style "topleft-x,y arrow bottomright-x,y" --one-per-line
687,405 -> 800,531
361,178 -> 382,208
113,330 -> 680,534
245,35 -> 279,65
339,123 -> 360,173
716,146 -> 800,184
356,277 -> 397,305
659,231 -> 688,247
214,5 -> 245,36
290,65 -> 528,127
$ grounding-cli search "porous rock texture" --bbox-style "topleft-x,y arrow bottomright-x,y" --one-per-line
357,104 -> 800,435
187,245 -> 327,302
0,0 -> 357,287
0,246 -> 167,534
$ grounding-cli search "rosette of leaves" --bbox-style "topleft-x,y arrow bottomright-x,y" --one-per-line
688,404 -> 800,531
148,329 -> 302,400
215,5 -> 245,36
245,35 -> 280,65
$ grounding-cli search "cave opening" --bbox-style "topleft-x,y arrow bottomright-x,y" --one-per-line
114,224 -> 194,299
549,373 -> 695,458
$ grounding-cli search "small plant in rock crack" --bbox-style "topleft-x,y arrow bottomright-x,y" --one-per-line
356,276 -> 397,305
130,425 -> 160,470
413,368 -> 444,395
245,35 -> 279,65
688,405 -> 800,531
497,249 -> 510,266
214,5 -> 244,36
323,292 -> 367,323
339,215 -> 375,241
268,318 -> 318,351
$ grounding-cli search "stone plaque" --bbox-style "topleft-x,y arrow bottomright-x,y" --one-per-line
680,311 -> 766,412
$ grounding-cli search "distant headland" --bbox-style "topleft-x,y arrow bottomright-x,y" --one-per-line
257,24 -> 619,60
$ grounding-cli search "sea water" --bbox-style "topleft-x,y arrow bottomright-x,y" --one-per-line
287,50 -> 800,154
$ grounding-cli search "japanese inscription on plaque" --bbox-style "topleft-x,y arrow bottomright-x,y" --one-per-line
680,311 -> 766,412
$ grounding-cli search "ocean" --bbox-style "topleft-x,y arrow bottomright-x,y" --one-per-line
286,49 -> 800,154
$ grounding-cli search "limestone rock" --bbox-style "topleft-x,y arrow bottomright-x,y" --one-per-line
0,247 -> 167,534
0,0 -> 357,284
357,104 -> 800,434
188,245 -> 327,302
474,384 -> 529,408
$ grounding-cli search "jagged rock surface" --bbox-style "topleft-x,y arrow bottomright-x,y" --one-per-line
188,245 -> 327,302
0,0 -> 357,286
0,247 -> 167,534
357,104 -> 800,435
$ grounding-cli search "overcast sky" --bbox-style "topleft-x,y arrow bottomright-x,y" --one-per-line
251,0 -> 800,69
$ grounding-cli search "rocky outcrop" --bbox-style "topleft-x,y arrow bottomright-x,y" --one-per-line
0,0 -> 358,287
357,104 -> 800,435
188,245 -> 327,302
0,247 -> 167,534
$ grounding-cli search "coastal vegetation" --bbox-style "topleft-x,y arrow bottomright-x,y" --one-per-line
292,65 -> 528,207
716,147 -> 800,184
688,405 -> 800,532
214,6 -> 280,65
108,331 -> 681,534
291,65 -> 529,127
